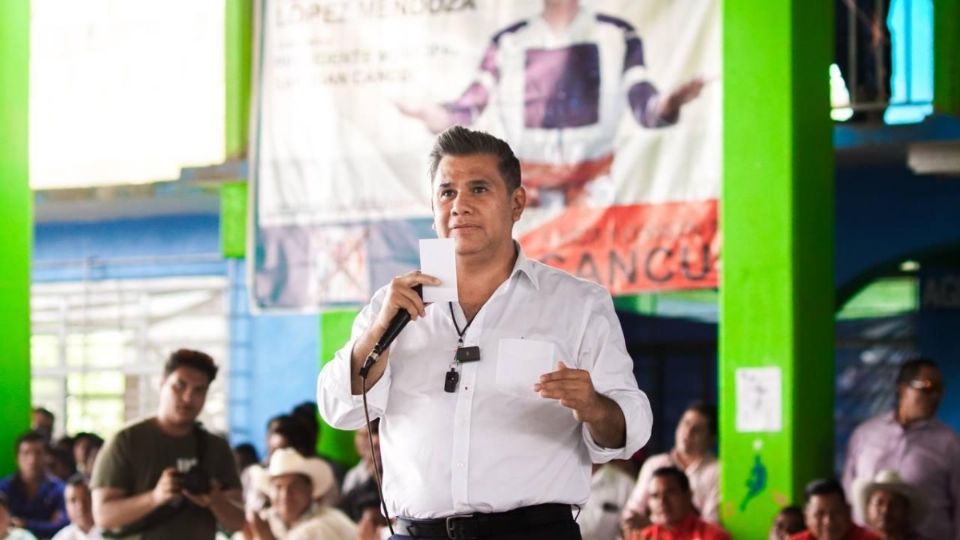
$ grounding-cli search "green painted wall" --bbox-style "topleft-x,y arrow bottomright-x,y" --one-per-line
720,0 -> 835,536
934,0 -> 960,114
0,0 -> 33,476
318,309 -> 362,465
220,181 -> 248,258
225,0 -> 253,159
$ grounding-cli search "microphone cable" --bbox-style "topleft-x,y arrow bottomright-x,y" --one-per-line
360,354 -> 396,536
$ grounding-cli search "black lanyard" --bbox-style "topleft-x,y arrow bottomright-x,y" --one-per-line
445,303 -> 481,392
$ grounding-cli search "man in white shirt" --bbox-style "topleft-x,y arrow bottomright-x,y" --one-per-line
317,125 -> 653,539
52,476 -> 102,540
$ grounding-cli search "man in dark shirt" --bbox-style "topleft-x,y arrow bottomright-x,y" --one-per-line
0,431 -> 69,538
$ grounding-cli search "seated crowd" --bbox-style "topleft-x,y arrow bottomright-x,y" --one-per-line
2,354 -> 955,540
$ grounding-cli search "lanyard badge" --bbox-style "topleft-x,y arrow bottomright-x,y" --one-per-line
445,303 -> 481,393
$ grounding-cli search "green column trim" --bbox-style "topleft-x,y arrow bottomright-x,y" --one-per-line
225,0 -> 253,159
0,0 -> 33,476
720,0 -> 835,536
220,181 -> 248,259
934,0 -> 960,114
318,309 -> 362,466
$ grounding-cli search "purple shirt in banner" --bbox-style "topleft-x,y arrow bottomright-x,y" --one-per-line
842,411 -> 960,540
0,473 -> 69,539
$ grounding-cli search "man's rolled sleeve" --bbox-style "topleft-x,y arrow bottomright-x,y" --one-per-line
579,289 -> 653,462
316,290 -> 392,430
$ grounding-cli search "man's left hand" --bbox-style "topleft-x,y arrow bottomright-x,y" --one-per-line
182,478 -> 222,508
535,361 -> 604,423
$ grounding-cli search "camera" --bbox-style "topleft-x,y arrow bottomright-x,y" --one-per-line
176,459 -> 211,494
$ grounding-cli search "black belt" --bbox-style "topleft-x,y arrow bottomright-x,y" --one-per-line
395,503 -> 572,539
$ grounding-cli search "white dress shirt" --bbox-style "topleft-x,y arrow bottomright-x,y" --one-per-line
317,246 -> 652,519
50,525 -> 102,540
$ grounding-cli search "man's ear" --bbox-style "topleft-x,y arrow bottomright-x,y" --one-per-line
511,187 -> 526,221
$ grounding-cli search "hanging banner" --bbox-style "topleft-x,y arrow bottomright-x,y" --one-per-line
251,0 -> 721,311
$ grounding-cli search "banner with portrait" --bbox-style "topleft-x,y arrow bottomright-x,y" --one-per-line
250,0 -> 721,311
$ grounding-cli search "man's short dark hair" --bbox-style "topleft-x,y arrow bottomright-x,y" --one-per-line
268,414 -> 317,457
15,431 -> 46,453
74,432 -> 104,449
685,401 -> 718,437
428,126 -> 522,192
895,357 -> 939,385
652,466 -> 691,493
804,478 -> 847,504
33,406 -> 54,421
163,349 -> 218,383
65,473 -> 89,489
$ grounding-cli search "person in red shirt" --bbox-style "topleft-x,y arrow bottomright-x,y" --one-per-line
627,467 -> 730,540
791,479 -> 881,540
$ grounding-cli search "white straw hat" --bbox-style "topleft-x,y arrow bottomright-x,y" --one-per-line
852,469 -> 927,527
257,448 -> 334,499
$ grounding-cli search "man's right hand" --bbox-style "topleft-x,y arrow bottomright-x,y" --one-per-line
151,467 -> 182,507
371,271 -> 441,336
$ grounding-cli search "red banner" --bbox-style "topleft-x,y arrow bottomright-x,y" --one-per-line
520,201 -> 719,293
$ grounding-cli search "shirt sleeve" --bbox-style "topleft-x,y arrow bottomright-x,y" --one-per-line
90,429 -> 133,492
577,287 -> 653,463
842,424 -> 862,497
623,455 -> 661,520
699,460 -> 721,523
209,434 -> 242,492
317,288 -> 393,430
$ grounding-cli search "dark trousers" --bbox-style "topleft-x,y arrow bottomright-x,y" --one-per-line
388,518 -> 582,539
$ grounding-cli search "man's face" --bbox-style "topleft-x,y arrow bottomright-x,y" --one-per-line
17,440 -> 46,481
897,366 -> 943,423
647,475 -> 692,527
65,483 -> 93,528
32,411 -> 53,435
157,367 -> 210,427
675,409 -> 711,457
270,474 -> 313,525
805,493 -> 851,540
432,153 -> 525,259
769,511 -> 805,540
866,489 -> 909,535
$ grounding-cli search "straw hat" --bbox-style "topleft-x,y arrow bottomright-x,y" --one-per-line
852,469 -> 927,526
257,448 -> 334,499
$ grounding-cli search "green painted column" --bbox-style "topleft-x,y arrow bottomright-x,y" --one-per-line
934,0 -> 960,114
225,0 -> 253,159
719,0 -> 835,537
318,309 -> 362,466
0,0 -> 33,476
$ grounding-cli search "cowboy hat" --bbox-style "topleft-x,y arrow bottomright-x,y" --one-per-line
257,448 -> 334,499
852,469 -> 927,527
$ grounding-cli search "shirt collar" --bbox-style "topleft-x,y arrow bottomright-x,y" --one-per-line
508,241 -> 540,291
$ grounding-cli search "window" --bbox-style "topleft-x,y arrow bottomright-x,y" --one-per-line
31,276 -> 229,439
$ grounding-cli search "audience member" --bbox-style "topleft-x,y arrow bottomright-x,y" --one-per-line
624,402 -> 720,532
91,349 -> 244,539
578,462 -> 636,540
31,409 -> 55,445
626,467 -> 730,540
842,357 -> 960,540
233,445 -> 260,474
791,479 -> 880,540
770,506 -> 806,540
852,470 -> 925,540
337,421 -> 382,523
0,493 -> 37,540
70,436 -> 102,480
44,447 -> 75,484
0,432 -> 69,538
237,448 -> 355,540
50,476 -> 101,540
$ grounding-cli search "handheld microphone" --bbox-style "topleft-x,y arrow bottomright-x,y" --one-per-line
359,285 -> 422,377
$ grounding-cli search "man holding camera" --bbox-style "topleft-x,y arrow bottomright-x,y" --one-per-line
91,350 -> 244,539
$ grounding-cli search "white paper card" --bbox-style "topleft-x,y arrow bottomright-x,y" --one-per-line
419,238 -> 458,303
736,366 -> 782,432
496,338 -> 556,398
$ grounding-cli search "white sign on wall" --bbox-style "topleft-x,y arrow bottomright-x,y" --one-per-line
736,366 -> 782,433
